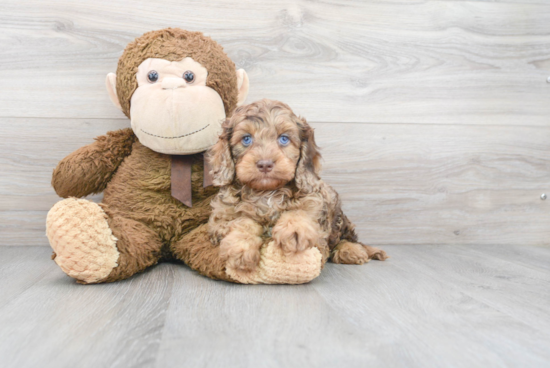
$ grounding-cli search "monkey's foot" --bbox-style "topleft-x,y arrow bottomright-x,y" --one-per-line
46,198 -> 119,284
225,241 -> 322,284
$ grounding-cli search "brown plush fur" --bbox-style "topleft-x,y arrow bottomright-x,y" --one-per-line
50,29 -> 249,283
207,99 -> 388,271
170,224 -> 228,281
52,130 -> 230,282
116,28 -> 238,118
52,129 -> 136,198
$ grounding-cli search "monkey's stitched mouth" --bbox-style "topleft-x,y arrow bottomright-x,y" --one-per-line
140,124 -> 210,139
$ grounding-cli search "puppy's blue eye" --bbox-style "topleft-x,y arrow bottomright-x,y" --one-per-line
278,135 -> 290,146
242,135 -> 253,147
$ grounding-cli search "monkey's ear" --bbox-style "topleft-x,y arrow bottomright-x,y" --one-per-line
236,69 -> 249,107
105,73 -> 122,111
207,120 -> 235,186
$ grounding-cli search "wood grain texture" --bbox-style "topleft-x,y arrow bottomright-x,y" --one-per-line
466,243 -> 550,271
0,0 -> 549,124
1,245 -> 549,368
0,247 -> 56,308
156,267 -> 377,367
1,119 -> 548,246
321,123 -> 550,246
0,118 -> 125,212
0,249 -> 174,368
395,245 -> 550,333
312,247 -> 550,368
1,0 -> 549,247
2,2 -> 549,367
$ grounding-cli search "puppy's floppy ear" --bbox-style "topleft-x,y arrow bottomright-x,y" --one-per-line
207,119 -> 235,186
295,116 -> 322,192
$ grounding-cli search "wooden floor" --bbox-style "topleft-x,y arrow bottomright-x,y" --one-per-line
1,245 -> 549,368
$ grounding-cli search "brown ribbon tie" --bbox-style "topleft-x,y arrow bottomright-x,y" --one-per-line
170,153 -> 213,207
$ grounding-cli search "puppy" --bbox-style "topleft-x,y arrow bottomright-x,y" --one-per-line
207,99 -> 387,274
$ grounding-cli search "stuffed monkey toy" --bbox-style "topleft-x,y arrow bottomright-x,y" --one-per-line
46,28 -> 322,284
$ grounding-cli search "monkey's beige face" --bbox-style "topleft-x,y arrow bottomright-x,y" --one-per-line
127,57 -> 225,154
231,116 -> 302,191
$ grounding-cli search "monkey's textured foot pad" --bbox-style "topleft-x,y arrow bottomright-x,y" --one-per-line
46,198 -> 119,284
225,241 -> 322,284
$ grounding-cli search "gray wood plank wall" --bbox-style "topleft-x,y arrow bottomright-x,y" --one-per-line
0,0 -> 549,246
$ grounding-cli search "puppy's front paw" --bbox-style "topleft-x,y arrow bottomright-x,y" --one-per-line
219,232 -> 263,272
272,211 -> 321,254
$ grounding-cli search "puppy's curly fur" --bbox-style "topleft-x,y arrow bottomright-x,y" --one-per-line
207,99 -> 388,273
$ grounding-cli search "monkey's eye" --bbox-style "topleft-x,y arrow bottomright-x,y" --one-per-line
278,135 -> 290,146
147,70 -> 159,83
242,135 -> 253,147
183,71 -> 195,83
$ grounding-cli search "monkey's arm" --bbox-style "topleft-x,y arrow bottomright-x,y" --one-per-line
52,128 -> 136,198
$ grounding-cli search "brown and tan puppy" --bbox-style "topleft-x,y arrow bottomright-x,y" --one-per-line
208,99 -> 388,277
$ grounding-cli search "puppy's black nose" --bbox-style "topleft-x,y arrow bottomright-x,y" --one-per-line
256,160 -> 274,173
